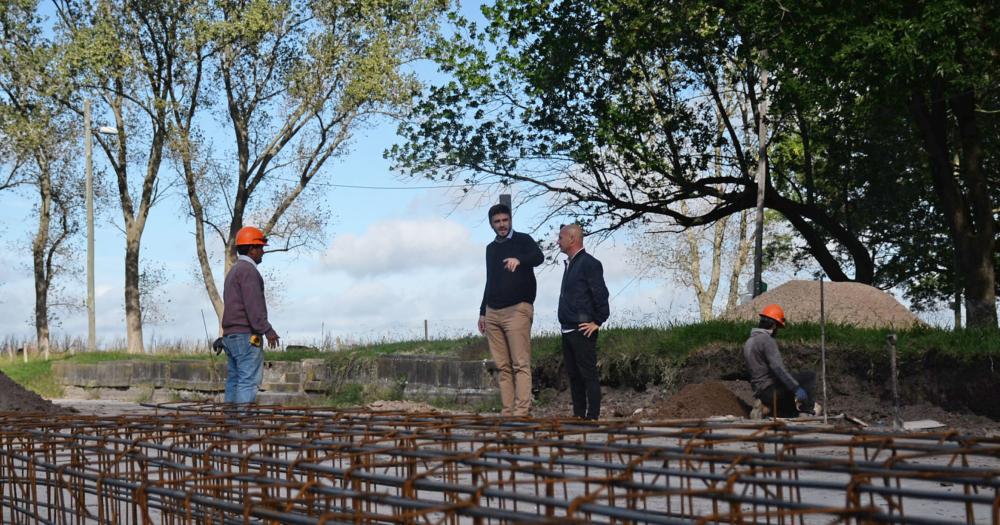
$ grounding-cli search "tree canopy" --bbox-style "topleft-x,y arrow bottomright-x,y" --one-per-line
391,0 -> 1000,327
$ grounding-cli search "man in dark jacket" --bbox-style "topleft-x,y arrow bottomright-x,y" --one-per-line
557,224 -> 610,420
222,226 -> 280,404
479,204 -> 544,416
743,304 -> 816,418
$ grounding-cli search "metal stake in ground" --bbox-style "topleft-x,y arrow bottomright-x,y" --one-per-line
887,332 -> 902,429
820,275 -> 828,424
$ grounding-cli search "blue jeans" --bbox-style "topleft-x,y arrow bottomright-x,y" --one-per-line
223,333 -> 263,404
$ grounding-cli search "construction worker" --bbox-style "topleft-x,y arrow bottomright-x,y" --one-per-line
478,203 -> 544,417
743,304 -> 817,418
557,224 -> 610,420
221,226 -> 280,404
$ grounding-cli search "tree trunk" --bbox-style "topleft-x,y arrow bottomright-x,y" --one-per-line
123,230 -> 144,353
726,209 -> 751,310
910,84 -> 997,329
682,222 -> 710,321
180,157 -> 224,323
32,170 -> 52,359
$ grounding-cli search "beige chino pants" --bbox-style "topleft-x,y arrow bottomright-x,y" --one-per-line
484,302 -> 534,416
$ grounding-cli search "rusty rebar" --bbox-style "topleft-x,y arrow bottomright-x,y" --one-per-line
0,404 -> 997,524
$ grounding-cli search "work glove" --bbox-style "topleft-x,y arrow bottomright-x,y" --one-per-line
794,387 -> 808,402
212,337 -> 225,355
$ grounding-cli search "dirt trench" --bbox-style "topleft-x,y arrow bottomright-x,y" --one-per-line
533,343 -> 1000,423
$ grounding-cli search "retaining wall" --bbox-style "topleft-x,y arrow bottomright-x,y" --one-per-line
51,356 -> 498,404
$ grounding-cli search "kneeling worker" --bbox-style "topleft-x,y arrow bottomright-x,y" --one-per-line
222,226 -> 280,404
743,304 -> 817,418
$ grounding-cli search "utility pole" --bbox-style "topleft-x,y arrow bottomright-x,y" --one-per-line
500,193 -> 511,213
752,61 -> 769,297
84,101 -> 95,354
83,103 -> 117,353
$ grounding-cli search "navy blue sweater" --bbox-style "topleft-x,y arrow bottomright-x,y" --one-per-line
479,231 -> 544,315
558,249 -> 610,330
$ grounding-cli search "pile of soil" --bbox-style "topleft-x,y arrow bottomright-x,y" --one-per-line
722,280 -> 922,328
0,371 -> 69,413
648,381 -> 750,419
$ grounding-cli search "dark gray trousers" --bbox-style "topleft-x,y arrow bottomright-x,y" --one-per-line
562,330 -> 601,419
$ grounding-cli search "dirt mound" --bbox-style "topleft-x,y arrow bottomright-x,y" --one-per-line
722,280 -> 922,328
649,381 -> 750,419
0,370 -> 69,414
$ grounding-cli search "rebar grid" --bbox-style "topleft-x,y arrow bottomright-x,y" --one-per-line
0,404 -> 997,525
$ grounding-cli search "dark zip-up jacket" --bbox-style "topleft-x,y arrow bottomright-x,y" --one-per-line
558,249 -> 610,330
480,231 -> 544,315
743,328 -> 799,395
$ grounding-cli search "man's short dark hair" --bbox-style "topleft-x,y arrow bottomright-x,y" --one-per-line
488,203 -> 511,220
758,315 -> 778,330
236,245 -> 253,256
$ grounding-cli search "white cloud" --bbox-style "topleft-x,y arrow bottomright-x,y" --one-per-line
321,218 -> 480,277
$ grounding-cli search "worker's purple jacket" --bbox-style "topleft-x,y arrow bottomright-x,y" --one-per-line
221,257 -> 276,338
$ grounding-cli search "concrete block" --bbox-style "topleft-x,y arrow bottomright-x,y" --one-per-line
263,383 -> 301,393
131,361 -> 167,387
53,362 -> 134,388
375,356 -> 494,392
166,361 -> 226,391
263,361 -> 302,384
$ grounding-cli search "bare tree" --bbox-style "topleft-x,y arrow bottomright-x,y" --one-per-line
172,0 -> 451,323
1,1 -> 82,358
630,202 -> 752,321
55,0 -> 205,353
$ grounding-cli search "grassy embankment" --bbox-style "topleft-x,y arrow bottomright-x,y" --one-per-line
2,321 -> 998,405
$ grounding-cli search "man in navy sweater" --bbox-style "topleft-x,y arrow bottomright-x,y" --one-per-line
557,224 -> 610,420
479,204 -> 544,416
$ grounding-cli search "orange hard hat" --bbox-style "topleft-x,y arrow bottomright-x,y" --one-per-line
760,304 -> 786,327
234,226 -> 268,246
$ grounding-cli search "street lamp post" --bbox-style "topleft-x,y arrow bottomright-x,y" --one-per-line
83,100 -> 117,354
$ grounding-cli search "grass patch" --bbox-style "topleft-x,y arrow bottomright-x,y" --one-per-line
336,336 -> 482,359
0,357 -> 62,398
265,348 -> 327,361
62,351 -> 210,363
324,379 -> 406,408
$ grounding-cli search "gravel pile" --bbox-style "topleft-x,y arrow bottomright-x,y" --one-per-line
722,280 -> 922,328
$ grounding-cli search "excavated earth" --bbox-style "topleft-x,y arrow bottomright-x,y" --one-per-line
0,370 -> 73,414
531,340 -> 1000,435
533,280 -> 996,432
